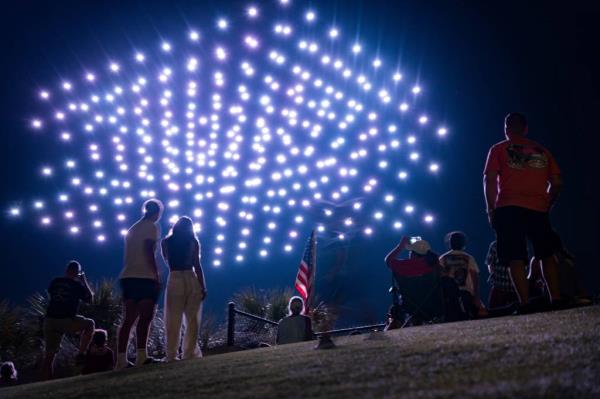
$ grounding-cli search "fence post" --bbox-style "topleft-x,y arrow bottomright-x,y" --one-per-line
227,302 -> 236,347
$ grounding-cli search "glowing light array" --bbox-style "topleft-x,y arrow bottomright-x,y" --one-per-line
13,0 -> 448,267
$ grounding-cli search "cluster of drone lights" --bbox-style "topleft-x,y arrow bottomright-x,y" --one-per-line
12,0 -> 449,267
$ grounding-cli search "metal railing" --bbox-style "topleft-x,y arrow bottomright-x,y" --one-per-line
227,301 -> 386,346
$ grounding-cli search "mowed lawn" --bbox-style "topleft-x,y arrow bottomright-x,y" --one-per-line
4,306 -> 600,399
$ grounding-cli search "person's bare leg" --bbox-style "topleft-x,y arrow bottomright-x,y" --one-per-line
118,300 -> 139,355
135,299 -> 157,364
41,351 -> 56,380
509,260 -> 529,304
79,319 -> 95,353
541,255 -> 561,302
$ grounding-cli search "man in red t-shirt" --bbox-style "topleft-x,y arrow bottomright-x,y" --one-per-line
483,113 -> 562,310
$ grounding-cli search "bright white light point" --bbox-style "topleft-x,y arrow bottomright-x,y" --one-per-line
213,260 -> 221,267
9,207 -> 20,216
393,221 -> 403,230
280,0 -> 290,4
412,85 -> 421,94
305,10 -> 316,22
438,127 -> 448,136
135,53 -> 145,62
161,42 -> 172,52
372,58 -> 382,68
31,119 -> 42,129
338,233 -> 345,240
70,226 -> 80,234
399,103 -> 409,112
352,43 -> 361,54
410,152 -> 419,161
235,255 -> 244,262
62,82 -> 72,91
39,90 -> 50,100
329,28 -> 339,38
419,115 -> 428,124
109,62 -> 120,72
374,211 -> 383,220
405,205 -> 415,213
85,73 -> 95,82
189,30 -> 200,41
41,217 -> 51,225
97,234 -> 106,242
215,47 -> 227,60
424,215 -> 434,223
398,171 -> 408,180
284,244 -> 292,252
259,249 -> 268,257
429,163 -> 440,172
385,195 -> 394,203
393,72 -> 402,82
364,227 -> 373,235
247,6 -> 258,18
217,18 -> 228,30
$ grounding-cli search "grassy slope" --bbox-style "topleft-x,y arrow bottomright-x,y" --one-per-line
4,306 -> 600,399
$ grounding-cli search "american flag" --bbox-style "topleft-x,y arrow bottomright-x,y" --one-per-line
295,230 -> 317,312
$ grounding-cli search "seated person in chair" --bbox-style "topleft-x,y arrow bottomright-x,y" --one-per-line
385,236 -> 442,326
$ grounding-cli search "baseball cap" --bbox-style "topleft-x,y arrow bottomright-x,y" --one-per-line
407,239 -> 431,255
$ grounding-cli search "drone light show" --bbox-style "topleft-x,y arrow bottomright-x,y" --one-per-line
9,0 -> 448,268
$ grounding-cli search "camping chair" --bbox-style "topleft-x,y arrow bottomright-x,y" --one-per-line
389,269 -> 446,326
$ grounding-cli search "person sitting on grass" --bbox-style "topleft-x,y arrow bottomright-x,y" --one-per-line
276,296 -> 313,345
42,260 -> 95,380
439,231 -> 487,318
82,329 -> 115,375
486,240 -> 519,309
0,361 -> 18,387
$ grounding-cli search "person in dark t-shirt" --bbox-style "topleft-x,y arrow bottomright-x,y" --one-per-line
42,260 -> 95,380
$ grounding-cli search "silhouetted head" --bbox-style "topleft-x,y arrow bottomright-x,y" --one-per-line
92,329 -> 108,348
171,216 -> 195,238
288,296 -> 305,316
65,260 -> 81,279
142,199 -> 163,222
0,361 -> 17,380
504,112 -> 528,138
446,231 -> 467,251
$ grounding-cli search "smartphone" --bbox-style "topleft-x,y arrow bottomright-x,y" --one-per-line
410,236 -> 422,244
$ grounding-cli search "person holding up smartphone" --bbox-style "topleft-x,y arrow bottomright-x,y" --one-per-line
42,260 -> 95,380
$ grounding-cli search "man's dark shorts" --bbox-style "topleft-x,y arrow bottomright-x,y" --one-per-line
120,278 -> 160,303
493,206 -> 557,264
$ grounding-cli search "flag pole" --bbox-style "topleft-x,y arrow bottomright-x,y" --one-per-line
310,229 -> 317,313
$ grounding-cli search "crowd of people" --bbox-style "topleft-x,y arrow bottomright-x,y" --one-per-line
383,112 -> 590,329
0,112 -> 593,386
39,199 -> 208,379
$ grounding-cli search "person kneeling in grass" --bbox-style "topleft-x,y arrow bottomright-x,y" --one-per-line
82,329 -> 115,375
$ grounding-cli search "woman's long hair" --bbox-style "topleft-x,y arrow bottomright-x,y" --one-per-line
165,216 -> 197,266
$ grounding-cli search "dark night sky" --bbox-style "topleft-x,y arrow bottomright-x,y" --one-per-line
0,1 -> 598,325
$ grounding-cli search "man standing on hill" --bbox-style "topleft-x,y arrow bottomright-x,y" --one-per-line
483,113 -> 563,312
116,199 -> 164,368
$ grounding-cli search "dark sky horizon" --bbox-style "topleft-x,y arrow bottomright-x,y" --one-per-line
1,0 -> 598,326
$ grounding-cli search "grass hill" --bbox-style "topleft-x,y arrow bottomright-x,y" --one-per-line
3,306 -> 600,398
